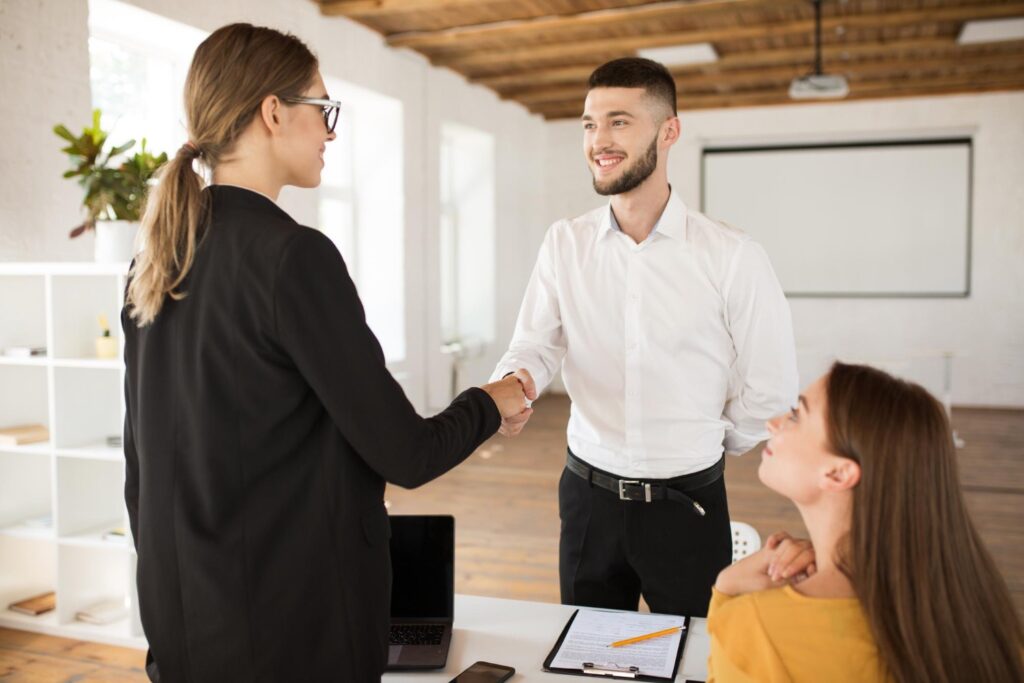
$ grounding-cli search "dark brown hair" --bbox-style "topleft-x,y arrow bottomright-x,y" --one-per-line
127,23 -> 318,325
826,362 -> 1023,683
587,57 -> 677,116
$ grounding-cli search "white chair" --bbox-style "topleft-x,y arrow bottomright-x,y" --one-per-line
730,521 -> 762,562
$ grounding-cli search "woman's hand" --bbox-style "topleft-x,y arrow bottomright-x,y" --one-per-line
481,374 -> 530,419
713,531 -> 816,596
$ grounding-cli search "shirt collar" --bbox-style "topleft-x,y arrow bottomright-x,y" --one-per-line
600,189 -> 687,242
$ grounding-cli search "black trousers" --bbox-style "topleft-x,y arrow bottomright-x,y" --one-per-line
558,456 -> 732,618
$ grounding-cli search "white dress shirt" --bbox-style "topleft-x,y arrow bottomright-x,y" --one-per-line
492,191 -> 798,479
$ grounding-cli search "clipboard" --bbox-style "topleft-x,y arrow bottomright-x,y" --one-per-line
543,609 -> 689,681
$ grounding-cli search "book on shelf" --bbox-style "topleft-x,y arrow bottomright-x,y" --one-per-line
75,598 -> 129,625
8,591 -> 56,616
2,346 -> 46,358
0,424 -> 49,446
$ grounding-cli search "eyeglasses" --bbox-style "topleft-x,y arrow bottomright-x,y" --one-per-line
281,96 -> 342,134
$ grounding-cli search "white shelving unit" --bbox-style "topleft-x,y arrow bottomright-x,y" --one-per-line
0,262 -> 146,649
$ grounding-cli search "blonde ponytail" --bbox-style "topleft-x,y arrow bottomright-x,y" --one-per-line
127,143 -> 208,325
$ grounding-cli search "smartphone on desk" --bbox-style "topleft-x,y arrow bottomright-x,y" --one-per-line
449,660 -> 515,682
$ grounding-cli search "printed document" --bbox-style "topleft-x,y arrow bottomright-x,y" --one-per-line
549,609 -> 686,678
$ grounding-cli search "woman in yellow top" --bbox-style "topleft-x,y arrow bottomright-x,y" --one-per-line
707,362 -> 1023,683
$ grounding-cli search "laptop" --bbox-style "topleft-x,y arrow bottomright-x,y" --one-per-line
386,515 -> 455,670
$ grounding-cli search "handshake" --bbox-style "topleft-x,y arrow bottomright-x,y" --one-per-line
481,369 -> 537,438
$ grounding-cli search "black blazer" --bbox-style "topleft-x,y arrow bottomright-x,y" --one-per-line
122,185 -> 500,682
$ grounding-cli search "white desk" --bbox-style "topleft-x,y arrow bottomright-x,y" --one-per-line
384,595 -> 709,682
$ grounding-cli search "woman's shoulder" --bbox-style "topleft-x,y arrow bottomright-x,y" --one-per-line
206,187 -> 331,255
710,585 -> 864,628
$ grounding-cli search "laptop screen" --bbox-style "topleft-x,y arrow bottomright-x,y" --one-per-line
389,515 -> 454,621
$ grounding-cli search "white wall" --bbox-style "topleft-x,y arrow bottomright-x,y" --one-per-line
0,0 -> 547,411
1,0 -> 94,261
541,92 -> 1024,407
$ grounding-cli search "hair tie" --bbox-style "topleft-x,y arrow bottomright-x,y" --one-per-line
181,141 -> 202,158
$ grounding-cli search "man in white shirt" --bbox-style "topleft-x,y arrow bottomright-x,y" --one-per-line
491,58 -> 798,617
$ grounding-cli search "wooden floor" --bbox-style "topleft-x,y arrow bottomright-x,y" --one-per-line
2,395 -> 1021,681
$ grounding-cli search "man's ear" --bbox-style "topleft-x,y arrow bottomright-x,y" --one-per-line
821,456 -> 861,493
661,115 -> 680,148
259,94 -> 283,135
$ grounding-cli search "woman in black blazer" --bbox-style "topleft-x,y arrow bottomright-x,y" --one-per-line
122,24 -> 532,682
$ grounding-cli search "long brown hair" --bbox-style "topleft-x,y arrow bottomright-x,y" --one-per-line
827,362 -> 1022,683
126,23 -> 318,325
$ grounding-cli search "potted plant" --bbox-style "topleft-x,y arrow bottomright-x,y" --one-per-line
54,109 -> 168,262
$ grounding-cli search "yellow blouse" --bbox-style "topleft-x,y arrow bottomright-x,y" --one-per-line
706,586 -> 890,682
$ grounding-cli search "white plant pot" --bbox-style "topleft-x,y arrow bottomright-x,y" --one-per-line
94,220 -> 139,263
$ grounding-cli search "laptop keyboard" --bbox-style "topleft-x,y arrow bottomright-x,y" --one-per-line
389,624 -> 445,646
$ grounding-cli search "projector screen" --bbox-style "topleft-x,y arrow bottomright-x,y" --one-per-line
702,140 -> 972,297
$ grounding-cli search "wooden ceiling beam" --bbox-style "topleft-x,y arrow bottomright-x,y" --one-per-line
318,0 -> 487,16
509,50 -> 1024,105
385,0 -> 794,50
472,37 -> 969,90
431,3 -> 1024,69
531,72 -> 1024,118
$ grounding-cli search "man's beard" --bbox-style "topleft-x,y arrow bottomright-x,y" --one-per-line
592,135 -> 658,196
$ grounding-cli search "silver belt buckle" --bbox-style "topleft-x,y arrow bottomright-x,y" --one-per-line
618,479 -> 653,502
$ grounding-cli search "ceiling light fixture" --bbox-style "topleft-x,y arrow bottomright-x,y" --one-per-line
958,17 -> 1024,45
637,43 -> 719,67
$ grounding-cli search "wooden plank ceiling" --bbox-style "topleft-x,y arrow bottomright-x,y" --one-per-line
312,0 -> 1024,119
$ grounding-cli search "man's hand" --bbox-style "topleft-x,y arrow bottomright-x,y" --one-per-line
713,531 -> 816,596
498,369 -> 537,437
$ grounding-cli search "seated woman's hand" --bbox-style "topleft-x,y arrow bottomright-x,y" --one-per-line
714,531 -> 816,596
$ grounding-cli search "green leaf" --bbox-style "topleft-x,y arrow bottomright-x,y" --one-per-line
53,124 -> 77,143
109,139 -> 135,157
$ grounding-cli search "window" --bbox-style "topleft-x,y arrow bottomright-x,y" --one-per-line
439,123 -> 496,349
319,79 -> 405,363
88,0 -> 206,157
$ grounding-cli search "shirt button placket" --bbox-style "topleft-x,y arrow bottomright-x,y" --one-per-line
624,253 -> 642,470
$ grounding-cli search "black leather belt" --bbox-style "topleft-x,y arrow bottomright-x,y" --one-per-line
566,450 -> 724,517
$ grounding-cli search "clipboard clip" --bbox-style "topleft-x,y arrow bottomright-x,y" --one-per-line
582,662 -> 641,679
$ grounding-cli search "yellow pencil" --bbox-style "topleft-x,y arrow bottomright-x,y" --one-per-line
608,625 -> 683,648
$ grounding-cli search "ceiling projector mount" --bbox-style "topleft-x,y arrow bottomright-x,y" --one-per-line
789,0 -> 850,100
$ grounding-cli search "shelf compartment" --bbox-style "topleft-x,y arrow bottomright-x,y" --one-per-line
55,458 -> 124,538
0,365 -> 49,441
0,535 -> 57,623
0,275 -> 47,359
52,366 -> 122,450
56,545 -> 130,628
0,452 -> 52,535
50,274 -> 123,361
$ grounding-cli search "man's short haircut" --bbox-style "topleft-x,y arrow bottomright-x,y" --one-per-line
587,57 -> 677,116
